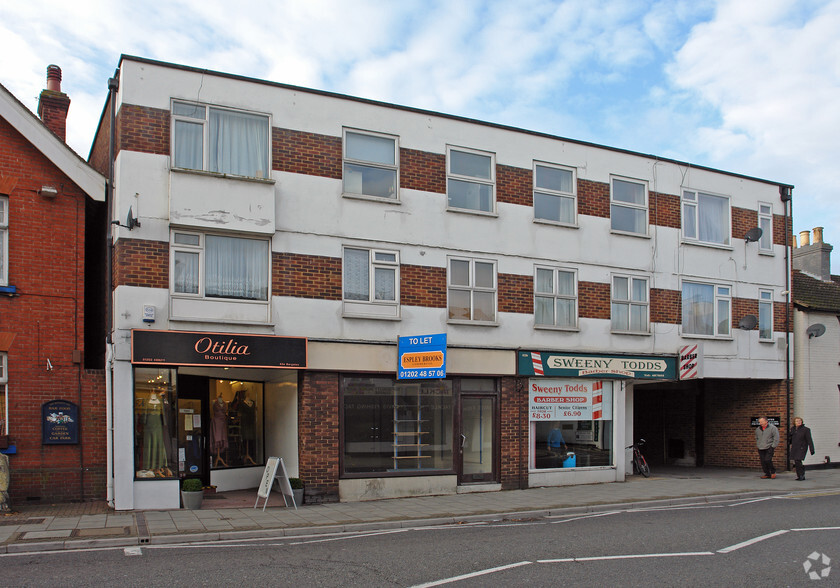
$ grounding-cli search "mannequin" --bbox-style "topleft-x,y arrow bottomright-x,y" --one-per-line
238,391 -> 257,465
210,392 -> 228,467
143,391 -> 169,475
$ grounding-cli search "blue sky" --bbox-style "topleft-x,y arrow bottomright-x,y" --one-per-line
2,0 -> 838,251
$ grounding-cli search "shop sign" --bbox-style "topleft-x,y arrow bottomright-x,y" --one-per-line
398,333 -> 446,379
679,344 -> 702,380
519,351 -> 676,380
131,329 -> 307,368
42,400 -> 79,445
529,379 -> 610,421
751,417 -> 780,427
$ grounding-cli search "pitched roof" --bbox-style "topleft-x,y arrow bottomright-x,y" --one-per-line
0,81 -> 105,201
793,270 -> 840,313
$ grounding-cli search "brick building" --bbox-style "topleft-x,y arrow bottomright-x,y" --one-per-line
91,56 -> 793,511
0,67 -> 107,502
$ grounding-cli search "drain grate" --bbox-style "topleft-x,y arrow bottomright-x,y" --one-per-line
0,517 -> 46,526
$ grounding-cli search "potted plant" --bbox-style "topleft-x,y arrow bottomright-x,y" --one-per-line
180,478 -> 203,510
289,477 -> 304,506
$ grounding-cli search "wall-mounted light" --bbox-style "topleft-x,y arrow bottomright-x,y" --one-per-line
39,185 -> 58,198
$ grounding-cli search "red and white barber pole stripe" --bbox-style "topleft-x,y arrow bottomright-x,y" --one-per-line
592,381 -> 603,420
679,345 -> 699,380
531,352 -> 544,376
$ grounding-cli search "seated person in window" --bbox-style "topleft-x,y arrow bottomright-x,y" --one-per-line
547,426 -> 567,456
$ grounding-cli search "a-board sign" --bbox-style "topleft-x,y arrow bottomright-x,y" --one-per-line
258,457 -> 281,499
254,456 -> 297,511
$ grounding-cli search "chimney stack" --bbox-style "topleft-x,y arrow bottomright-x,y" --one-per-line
37,64 -> 70,141
792,227 -> 832,282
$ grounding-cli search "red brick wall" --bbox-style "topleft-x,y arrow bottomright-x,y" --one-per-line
579,281 -> 611,320
501,377 -> 527,489
401,264 -> 446,307
273,252 -> 342,300
273,128 -> 341,179
118,105 -> 169,157
497,164 -> 531,206
578,179 -> 610,218
298,371 -> 339,503
113,239 -> 169,288
0,116 -> 106,502
732,206 -> 757,241
401,148 -> 445,193
651,288 -> 680,324
650,191 -> 680,229
498,273 -> 532,314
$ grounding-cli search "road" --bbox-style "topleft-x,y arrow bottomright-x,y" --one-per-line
3,490 -> 840,587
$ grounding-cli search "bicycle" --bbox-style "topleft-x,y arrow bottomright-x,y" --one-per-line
627,439 -> 650,477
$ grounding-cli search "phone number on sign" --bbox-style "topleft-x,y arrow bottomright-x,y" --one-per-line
399,369 -> 445,379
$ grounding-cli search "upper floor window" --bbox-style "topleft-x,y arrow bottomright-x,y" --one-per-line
343,130 -> 398,200
758,289 -> 773,340
758,202 -> 773,252
611,275 -> 649,333
171,231 -> 269,301
171,101 -> 270,179
682,281 -> 730,337
447,147 -> 495,213
344,247 -> 399,303
611,177 -> 647,235
682,189 -> 730,245
534,163 -> 576,224
535,267 -> 577,328
0,196 -> 7,285
448,258 -> 496,323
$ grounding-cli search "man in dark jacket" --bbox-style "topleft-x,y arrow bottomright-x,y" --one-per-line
789,416 -> 815,481
755,417 -> 780,478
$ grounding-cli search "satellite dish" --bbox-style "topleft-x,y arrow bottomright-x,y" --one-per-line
738,315 -> 758,330
126,207 -> 141,230
806,324 -> 826,339
744,227 -> 763,243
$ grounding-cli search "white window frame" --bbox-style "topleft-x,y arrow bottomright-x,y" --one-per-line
0,352 -> 7,435
533,162 -> 577,225
169,230 -> 270,302
758,289 -> 773,341
342,246 -> 400,319
758,202 -> 774,253
0,196 -> 7,286
170,100 -> 271,179
534,266 -> 578,330
342,129 -> 399,201
610,176 -> 648,236
611,274 -> 650,334
681,188 -> 731,246
446,146 -> 496,214
681,280 -> 732,338
447,257 -> 497,324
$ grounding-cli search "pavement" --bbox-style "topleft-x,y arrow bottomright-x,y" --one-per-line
1,466 -> 838,554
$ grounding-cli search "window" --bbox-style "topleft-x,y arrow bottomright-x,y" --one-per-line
448,258 -> 497,323
535,267 -> 577,328
682,281 -> 731,337
758,202 -> 773,252
343,247 -> 399,317
172,101 -> 270,179
611,275 -> 649,333
343,130 -> 398,199
682,189 -> 730,245
0,196 -> 7,285
534,163 -> 575,224
447,147 -> 495,213
342,376 -> 453,474
171,231 -> 269,301
0,352 -> 6,435
134,368 -> 178,479
759,290 -> 773,340
209,380 -> 264,470
611,177 -> 647,234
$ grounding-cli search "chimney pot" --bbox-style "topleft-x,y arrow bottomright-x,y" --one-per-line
799,230 -> 811,248
46,65 -> 62,92
813,227 -> 824,244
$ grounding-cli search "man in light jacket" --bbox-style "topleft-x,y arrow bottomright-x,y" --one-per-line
755,417 -> 780,479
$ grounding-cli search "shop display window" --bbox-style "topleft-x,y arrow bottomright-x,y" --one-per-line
134,368 -> 178,479
209,379 -> 264,469
529,380 -> 614,470
342,376 -> 453,474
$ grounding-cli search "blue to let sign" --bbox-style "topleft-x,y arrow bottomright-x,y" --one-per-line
398,334 -> 447,380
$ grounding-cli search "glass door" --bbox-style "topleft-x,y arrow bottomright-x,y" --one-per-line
458,395 -> 496,484
177,374 -> 210,485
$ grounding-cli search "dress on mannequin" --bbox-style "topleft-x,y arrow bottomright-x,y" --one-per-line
210,394 -> 228,467
143,392 -> 169,475
238,394 -> 257,465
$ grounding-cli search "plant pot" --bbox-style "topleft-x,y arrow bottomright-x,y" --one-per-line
292,488 -> 303,506
181,490 -> 203,510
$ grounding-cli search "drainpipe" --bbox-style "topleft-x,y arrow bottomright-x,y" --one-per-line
780,185 -> 792,471
105,71 -> 118,506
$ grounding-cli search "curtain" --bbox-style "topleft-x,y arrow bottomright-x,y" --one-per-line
209,109 -> 269,178
205,236 -> 268,300
682,282 -> 713,335
344,248 -> 369,301
174,251 -> 199,294
174,120 -> 203,171
374,267 -> 395,301
697,193 -> 727,244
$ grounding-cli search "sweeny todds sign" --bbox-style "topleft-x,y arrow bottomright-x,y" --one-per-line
519,351 -> 676,380
529,379 -> 611,422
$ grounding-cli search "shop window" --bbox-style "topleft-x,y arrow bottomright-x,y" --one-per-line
171,101 -> 270,179
682,189 -> 731,246
611,275 -> 649,333
134,368 -> 178,479
447,146 -> 495,213
611,177 -> 647,235
209,380 -> 264,469
758,289 -> 773,341
758,202 -> 773,252
343,246 -> 400,318
530,380 -> 614,469
0,352 -> 6,435
682,281 -> 731,337
534,266 -> 577,329
343,129 -> 399,200
448,257 -> 497,323
534,162 -> 576,224
171,231 -> 270,301
0,196 -> 7,286
342,376 -> 453,474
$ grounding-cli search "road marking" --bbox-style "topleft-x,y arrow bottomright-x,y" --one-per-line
123,546 -> 143,556
726,497 -> 774,506
549,511 -> 622,523
791,526 -> 840,532
538,551 -> 714,563
409,561 -> 532,587
717,530 -> 789,553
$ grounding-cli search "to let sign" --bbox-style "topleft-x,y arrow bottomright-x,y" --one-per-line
398,334 -> 447,379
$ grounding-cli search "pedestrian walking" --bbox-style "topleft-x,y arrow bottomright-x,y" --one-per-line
788,416 -> 815,481
755,417 -> 779,478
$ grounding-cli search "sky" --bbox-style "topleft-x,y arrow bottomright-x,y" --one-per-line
1,0 -> 838,250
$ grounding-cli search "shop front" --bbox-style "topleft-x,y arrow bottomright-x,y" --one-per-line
519,351 -> 677,488
117,329 -> 306,510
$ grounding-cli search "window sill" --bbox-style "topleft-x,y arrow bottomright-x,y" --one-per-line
534,218 -> 579,229
609,229 -> 650,239
610,330 -> 652,336
758,249 -> 775,256
170,166 -> 275,184
342,192 -> 401,204
447,319 -> 499,327
534,324 -> 579,332
343,301 -> 400,319
680,239 -> 733,251
680,333 -> 734,341
446,206 -> 498,218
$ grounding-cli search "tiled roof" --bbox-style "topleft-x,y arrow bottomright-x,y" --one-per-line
793,270 -> 840,313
